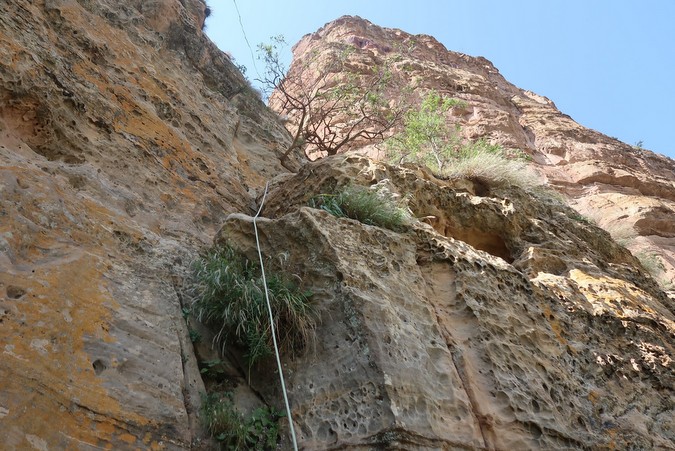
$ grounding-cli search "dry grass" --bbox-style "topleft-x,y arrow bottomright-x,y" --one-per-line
443,147 -> 541,190
310,183 -> 412,231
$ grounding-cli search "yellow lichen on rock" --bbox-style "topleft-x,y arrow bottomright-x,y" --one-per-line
569,269 -> 675,331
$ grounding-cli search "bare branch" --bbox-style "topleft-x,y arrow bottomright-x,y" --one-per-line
257,37 -> 408,159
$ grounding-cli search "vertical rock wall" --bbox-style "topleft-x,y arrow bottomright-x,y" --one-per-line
217,156 -> 674,449
279,15 -> 675,293
0,0 -> 293,448
2,6 -> 673,450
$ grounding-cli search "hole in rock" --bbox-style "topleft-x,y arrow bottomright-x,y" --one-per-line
419,208 -> 514,261
526,422 -> 543,439
92,359 -> 107,375
444,225 -> 513,263
6,286 -> 26,299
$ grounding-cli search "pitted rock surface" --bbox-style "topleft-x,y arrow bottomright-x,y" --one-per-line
0,0 -> 294,448
2,5 -> 674,450
277,15 -> 675,293
217,156 -> 674,450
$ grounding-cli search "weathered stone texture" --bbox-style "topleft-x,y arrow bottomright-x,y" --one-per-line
2,6 -> 674,450
280,15 -> 675,293
0,0 -> 293,448
217,156 -> 674,450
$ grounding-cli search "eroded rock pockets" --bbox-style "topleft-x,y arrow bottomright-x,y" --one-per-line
0,0 -> 298,449
275,12 -> 675,314
204,156 -> 674,450
262,156 -> 655,285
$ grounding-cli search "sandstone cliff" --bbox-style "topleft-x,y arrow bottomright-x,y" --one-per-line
0,0 -> 296,448
280,16 -> 675,295
221,156 -> 674,450
1,5 -> 674,451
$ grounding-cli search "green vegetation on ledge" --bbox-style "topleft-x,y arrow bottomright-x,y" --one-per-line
310,183 -> 412,231
387,90 -> 540,190
201,391 -> 283,450
190,244 -> 315,367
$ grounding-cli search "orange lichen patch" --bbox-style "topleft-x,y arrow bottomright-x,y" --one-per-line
531,272 -> 571,295
530,275 -> 576,345
233,139 -> 271,186
569,269 -> 654,315
107,88 -> 208,204
57,4 -> 215,199
54,2 -> 139,60
0,251 -> 149,447
118,433 -> 138,444
605,427 -> 618,451
0,34 -> 39,72
142,432 -> 154,444
0,165 -> 141,259
0,161 -> 172,447
96,421 -> 117,436
132,70 -> 184,101
587,390 -> 600,405
71,61 -> 114,95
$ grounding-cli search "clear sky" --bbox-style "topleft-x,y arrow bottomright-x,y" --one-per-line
206,0 -> 675,160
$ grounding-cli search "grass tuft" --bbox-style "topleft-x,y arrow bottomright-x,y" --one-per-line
442,144 -> 541,190
190,244 -> 315,367
636,251 -> 665,278
310,183 -> 411,231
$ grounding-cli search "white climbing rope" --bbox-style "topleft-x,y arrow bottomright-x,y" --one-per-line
253,181 -> 299,451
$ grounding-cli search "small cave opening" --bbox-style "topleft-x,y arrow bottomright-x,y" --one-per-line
415,213 -> 514,263
445,225 -> 513,263
414,195 -> 515,264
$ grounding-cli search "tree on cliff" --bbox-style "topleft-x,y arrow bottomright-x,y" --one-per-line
387,91 -> 538,189
386,90 -> 466,172
257,36 -> 404,159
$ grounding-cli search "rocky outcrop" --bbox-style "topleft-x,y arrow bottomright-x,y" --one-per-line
218,156 -> 674,449
279,15 -> 675,293
0,0 -> 296,448
2,5 -> 674,450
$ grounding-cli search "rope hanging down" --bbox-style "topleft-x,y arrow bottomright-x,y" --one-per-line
253,182 -> 299,451
231,0 -> 260,79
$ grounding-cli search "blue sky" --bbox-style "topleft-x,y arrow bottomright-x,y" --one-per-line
206,1 -> 675,160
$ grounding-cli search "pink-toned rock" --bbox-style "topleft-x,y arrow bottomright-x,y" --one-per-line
2,6 -> 674,450
276,15 -> 675,293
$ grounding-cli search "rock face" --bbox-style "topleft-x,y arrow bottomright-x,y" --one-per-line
280,15 -> 675,293
220,156 -> 674,449
1,5 -> 674,451
0,0 -> 295,448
